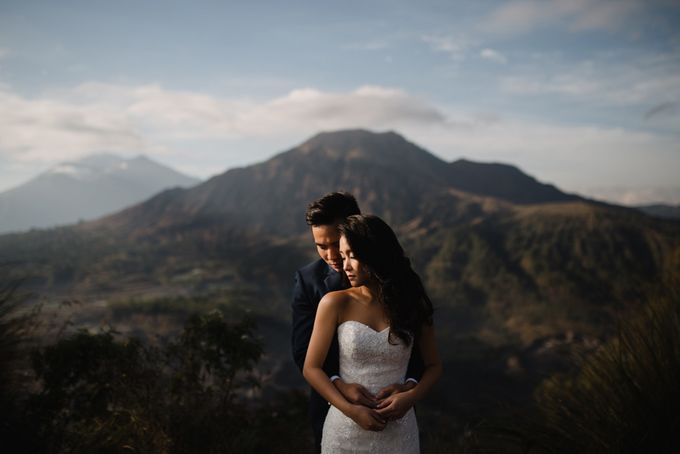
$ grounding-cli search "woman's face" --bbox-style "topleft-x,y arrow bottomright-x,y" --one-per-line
339,235 -> 369,287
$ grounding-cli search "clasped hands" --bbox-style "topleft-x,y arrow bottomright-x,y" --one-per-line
334,379 -> 416,432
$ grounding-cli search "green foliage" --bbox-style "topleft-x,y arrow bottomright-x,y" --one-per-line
168,313 -> 262,393
27,329 -> 165,452
16,310 -> 311,453
406,207 -> 680,348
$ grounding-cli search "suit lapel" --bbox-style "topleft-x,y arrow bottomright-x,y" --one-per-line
323,266 -> 345,293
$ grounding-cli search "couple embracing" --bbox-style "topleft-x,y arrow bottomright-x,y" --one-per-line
292,192 -> 442,453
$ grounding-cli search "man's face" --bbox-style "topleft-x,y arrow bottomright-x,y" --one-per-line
311,224 -> 342,272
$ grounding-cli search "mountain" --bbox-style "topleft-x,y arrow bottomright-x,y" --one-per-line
96,129 -> 584,236
0,154 -> 200,233
446,159 -> 579,204
636,204 -> 680,220
1,130 -> 677,347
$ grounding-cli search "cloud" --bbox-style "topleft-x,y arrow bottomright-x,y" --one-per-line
421,34 -> 471,61
0,82 -> 678,202
0,88 -> 151,163
499,52 -> 680,108
246,86 -> 447,133
415,117 -> 680,197
480,48 -> 507,64
500,73 -> 600,97
0,83 -> 447,164
423,36 -> 510,65
481,0 -> 642,34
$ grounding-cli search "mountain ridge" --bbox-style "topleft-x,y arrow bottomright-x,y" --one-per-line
94,129 -> 584,236
1,129 -> 677,354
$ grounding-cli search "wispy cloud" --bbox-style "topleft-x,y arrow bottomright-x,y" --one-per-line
423,35 -> 511,65
0,83 -> 447,164
500,73 -> 600,97
0,82 -> 677,201
481,0 -> 643,34
480,48 -> 507,64
421,34 -> 471,61
499,52 -> 680,109
419,116 -> 680,196
0,88 -> 151,163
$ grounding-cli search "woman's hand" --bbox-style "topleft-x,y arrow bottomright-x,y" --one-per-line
375,390 -> 416,421
375,381 -> 416,400
334,379 -> 378,407
347,405 -> 387,431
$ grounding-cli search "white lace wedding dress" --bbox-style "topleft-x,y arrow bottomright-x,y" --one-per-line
321,320 -> 419,453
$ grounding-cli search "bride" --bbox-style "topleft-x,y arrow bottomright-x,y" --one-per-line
303,215 -> 442,453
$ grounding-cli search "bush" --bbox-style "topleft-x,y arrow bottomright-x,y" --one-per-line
19,310 -> 310,453
462,291 -> 680,454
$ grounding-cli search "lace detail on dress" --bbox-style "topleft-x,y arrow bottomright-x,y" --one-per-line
321,321 -> 419,453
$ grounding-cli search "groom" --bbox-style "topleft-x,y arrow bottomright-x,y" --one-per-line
291,192 -> 423,453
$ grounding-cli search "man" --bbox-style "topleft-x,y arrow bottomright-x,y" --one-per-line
291,192 -> 423,453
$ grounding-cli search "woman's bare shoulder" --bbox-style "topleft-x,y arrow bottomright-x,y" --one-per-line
315,290 -> 351,324
319,288 -> 353,309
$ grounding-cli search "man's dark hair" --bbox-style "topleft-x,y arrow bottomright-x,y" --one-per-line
305,192 -> 361,226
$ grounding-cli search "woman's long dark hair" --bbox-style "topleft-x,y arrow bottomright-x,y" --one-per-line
339,215 -> 433,346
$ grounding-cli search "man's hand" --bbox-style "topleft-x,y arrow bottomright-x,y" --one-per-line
375,390 -> 416,421
334,379 -> 378,407
375,381 -> 416,400
347,405 -> 387,431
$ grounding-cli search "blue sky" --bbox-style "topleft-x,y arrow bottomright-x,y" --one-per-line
1,0 -> 679,204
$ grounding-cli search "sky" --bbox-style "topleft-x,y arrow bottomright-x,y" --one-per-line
0,0 -> 679,205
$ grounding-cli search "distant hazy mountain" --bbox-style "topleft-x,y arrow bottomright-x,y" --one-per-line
0,154 -> 200,233
97,129 -> 583,236
636,204 -> 680,220
581,186 -> 680,206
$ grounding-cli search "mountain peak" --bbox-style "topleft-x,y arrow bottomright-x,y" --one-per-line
130,154 -> 153,163
300,129 -> 406,152
306,128 -> 400,141
73,153 -> 126,169
287,129 -> 444,171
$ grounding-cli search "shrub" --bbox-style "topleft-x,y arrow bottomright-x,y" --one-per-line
19,309 -> 313,453
462,290 -> 680,453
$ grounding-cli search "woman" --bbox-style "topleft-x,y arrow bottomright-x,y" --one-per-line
303,215 -> 442,453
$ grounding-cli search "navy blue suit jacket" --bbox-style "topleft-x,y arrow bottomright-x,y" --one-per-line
292,259 -> 345,440
291,258 -> 425,446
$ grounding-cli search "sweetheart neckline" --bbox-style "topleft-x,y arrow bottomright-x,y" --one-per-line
338,319 -> 390,334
